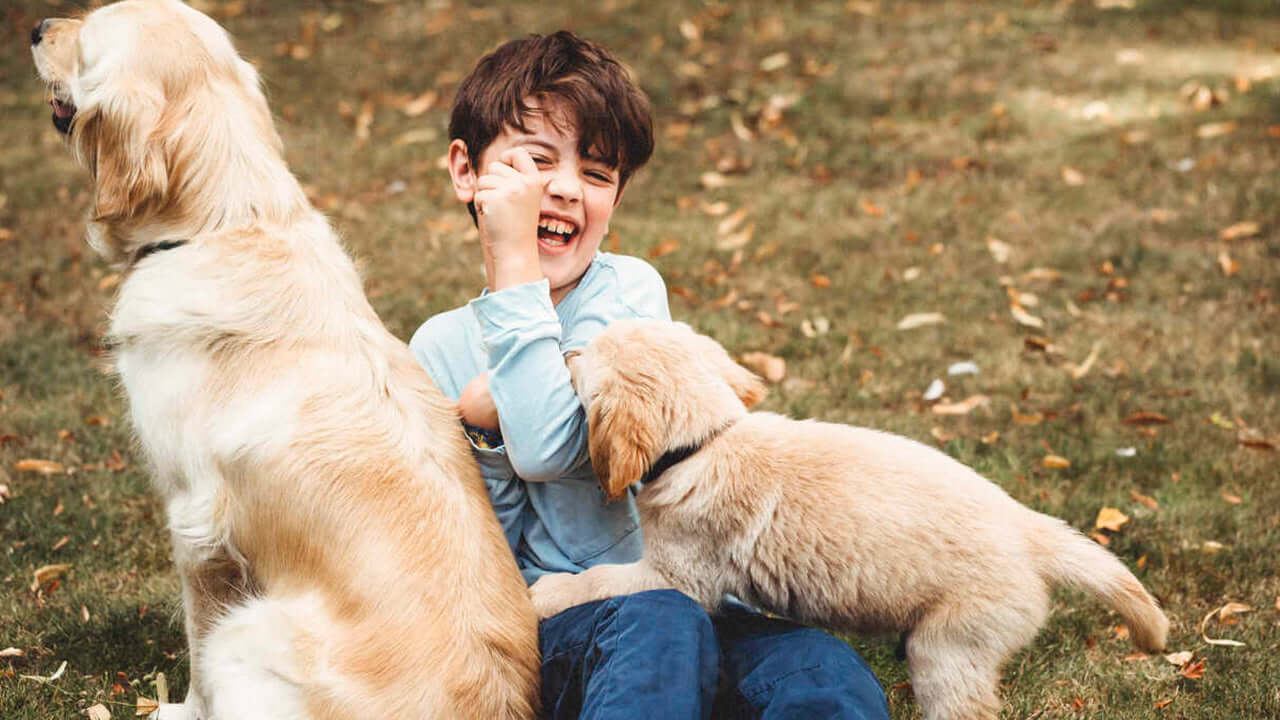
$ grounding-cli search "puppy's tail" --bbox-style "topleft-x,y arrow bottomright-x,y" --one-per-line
1031,515 -> 1169,652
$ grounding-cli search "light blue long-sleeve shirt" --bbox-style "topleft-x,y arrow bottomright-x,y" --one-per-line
408,252 -> 671,583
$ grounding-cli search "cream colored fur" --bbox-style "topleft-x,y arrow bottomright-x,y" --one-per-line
32,2 -> 538,718
532,320 -> 1169,720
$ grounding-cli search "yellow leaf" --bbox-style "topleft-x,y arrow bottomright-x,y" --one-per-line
14,459 -> 65,475
1218,221 -> 1260,241
1095,507 -> 1129,531
1043,454 -> 1071,469
1217,251 -> 1239,277
32,563 -> 72,592
1010,304 -> 1044,329
896,312 -> 945,330
931,395 -> 990,415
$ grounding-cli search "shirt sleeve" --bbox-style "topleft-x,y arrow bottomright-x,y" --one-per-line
472,263 -> 669,483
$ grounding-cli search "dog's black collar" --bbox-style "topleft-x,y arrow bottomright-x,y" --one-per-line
639,422 -> 734,488
131,239 -> 189,267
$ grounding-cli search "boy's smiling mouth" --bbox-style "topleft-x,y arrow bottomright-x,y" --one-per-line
537,214 -> 579,251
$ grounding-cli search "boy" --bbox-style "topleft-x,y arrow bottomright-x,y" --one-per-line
409,31 -> 888,719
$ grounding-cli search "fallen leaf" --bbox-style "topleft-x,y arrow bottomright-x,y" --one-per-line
700,171 -> 732,189
1179,658 -> 1206,680
1067,342 -> 1101,380
20,660 -> 66,683
86,704 -> 111,720
1217,251 -> 1239,277
1010,304 -> 1044,329
896,312 -> 945,330
1123,411 -> 1170,426
716,207 -> 749,236
32,562 -> 71,591
353,100 -> 374,145
1061,166 -> 1085,186
1130,490 -> 1158,509
14,459 -> 65,475
739,352 -> 786,383
716,224 -> 755,251
1010,404 -> 1044,426
648,239 -> 681,258
136,697 -> 160,717
922,379 -> 945,401
1090,532 -> 1110,545
1071,696 -> 1085,710
1164,651 -> 1193,666
52,536 -> 69,551
759,52 -> 790,72
0,647 -> 24,658
1043,454 -> 1071,469
810,274 -> 831,289
986,237 -> 1011,263
1218,221 -> 1260,241
932,395 -> 990,415
860,198 -> 885,216
980,431 -> 1000,444
1222,492 -> 1242,504
930,427 -> 955,444
1198,605 -> 1247,647
400,90 -> 437,117
1095,507 -> 1129,531
1153,698 -> 1173,710
0,484 -> 10,503
1022,267 -> 1062,283
1219,602 -> 1252,621
1196,121 -> 1237,139
1208,412 -> 1235,430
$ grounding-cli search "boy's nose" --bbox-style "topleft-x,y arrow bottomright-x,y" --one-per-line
546,168 -> 583,203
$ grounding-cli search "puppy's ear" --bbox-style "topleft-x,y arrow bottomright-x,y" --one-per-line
710,348 -> 767,408
75,90 -> 168,224
587,386 -> 659,501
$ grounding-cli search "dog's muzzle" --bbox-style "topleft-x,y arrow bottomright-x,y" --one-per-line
50,97 -> 75,135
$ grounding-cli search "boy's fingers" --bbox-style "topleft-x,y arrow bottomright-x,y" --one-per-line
501,146 -> 540,176
485,161 -> 522,179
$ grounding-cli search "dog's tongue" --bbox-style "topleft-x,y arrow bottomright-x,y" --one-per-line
51,99 -> 74,119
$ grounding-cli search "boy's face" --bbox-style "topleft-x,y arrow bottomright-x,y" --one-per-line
460,101 -> 622,303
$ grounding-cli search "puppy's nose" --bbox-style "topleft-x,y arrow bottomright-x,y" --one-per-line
31,20 -> 48,46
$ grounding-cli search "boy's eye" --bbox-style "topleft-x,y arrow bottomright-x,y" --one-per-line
530,155 -> 552,166
586,170 -> 614,183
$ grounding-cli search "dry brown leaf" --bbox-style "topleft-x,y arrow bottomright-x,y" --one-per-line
353,100 -> 374,145
1219,602 -> 1252,621
1061,166 -> 1085,186
931,395 -> 990,415
1196,121 -> 1237,139
14,459 -> 65,475
896,312 -> 945,330
1095,507 -> 1129,531
0,484 -> 10,504
810,274 -> 831,289
1179,658 -> 1206,680
1197,605 -> 1247,647
32,563 -> 72,592
986,237 -> 1011,263
759,52 -> 790,72
716,207 -> 749,236
400,90 -> 438,117
1068,342 -> 1101,380
739,352 -> 786,383
1130,490 -> 1158,509
1043,454 -> 1071,469
930,427 -> 956,444
860,198 -> 885,216
1022,267 -> 1062,282
52,536 -> 69,552
716,224 -> 755,251
1217,251 -> 1239,277
20,659 -> 67,683
1010,304 -> 1044,329
1153,698 -> 1173,710
1010,404 -> 1044,426
86,704 -> 111,720
0,647 -> 24,658
1090,531 -> 1110,545
136,697 -> 160,717
1218,221 -> 1260,241
700,171 -> 731,189
1222,492 -> 1242,504
1164,650 -> 1193,666
1123,411 -> 1170,426
980,431 -> 1000,444
648,239 -> 681,258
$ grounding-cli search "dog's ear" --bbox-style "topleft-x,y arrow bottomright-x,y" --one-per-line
711,347 -> 767,408
587,384 -> 659,501
74,90 -> 169,224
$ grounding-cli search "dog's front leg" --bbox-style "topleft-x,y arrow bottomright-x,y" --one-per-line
152,553 -> 248,720
529,560 -> 673,619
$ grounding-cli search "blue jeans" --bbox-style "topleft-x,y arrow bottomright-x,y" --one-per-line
538,590 -> 889,720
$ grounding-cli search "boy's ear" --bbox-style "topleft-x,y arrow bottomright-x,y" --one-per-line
447,138 -> 477,203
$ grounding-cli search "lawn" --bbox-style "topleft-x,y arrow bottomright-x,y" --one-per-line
1,0 -> 1277,718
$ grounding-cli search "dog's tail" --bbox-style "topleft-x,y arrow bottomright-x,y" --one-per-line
1030,514 -> 1169,652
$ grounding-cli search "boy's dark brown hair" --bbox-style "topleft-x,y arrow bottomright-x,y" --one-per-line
449,31 -> 654,192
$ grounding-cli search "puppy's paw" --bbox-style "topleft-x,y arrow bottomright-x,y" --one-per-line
149,703 -> 200,720
529,572 -> 585,620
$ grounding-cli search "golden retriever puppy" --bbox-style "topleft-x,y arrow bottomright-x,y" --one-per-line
530,319 -> 1169,720
31,2 -> 538,718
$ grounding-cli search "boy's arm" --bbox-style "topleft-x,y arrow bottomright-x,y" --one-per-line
473,265 -> 668,482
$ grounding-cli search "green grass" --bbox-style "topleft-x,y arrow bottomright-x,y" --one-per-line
2,0 -> 1277,717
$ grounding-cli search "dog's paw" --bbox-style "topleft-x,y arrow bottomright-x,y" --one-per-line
529,572 -> 584,620
149,703 -> 200,720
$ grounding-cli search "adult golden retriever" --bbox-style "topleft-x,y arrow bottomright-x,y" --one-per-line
31,2 -> 538,718
531,319 -> 1169,720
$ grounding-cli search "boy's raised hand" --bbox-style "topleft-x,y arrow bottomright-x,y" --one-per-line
475,147 -> 549,292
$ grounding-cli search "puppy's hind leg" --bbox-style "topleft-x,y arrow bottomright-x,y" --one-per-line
904,593 -> 1047,720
